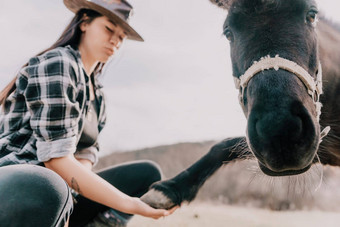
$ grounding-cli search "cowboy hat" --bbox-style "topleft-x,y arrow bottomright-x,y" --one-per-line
64,0 -> 143,41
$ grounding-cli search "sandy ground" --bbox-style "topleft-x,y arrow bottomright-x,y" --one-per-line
129,202 -> 340,227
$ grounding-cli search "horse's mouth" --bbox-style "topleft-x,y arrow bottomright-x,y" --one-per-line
258,162 -> 312,176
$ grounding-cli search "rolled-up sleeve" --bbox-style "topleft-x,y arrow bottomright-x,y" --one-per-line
24,50 -> 82,162
37,137 -> 78,162
74,144 -> 99,165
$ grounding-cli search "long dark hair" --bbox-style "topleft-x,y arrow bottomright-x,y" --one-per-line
0,9 -> 102,105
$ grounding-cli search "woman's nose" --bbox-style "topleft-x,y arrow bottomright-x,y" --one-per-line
110,35 -> 120,47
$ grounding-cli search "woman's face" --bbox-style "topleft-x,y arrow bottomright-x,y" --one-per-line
80,16 -> 127,63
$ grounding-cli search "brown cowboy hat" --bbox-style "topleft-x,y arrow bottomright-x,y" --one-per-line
64,0 -> 143,41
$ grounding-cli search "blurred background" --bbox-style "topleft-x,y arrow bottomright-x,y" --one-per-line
1,0 -> 340,223
2,0 -> 338,155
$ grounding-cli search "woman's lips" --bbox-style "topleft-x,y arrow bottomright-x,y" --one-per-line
105,47 -> 114,55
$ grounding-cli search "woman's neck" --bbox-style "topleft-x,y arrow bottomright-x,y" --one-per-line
78,44 -> 98,76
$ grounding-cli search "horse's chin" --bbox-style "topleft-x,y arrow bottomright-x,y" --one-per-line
258,162 -> 312,177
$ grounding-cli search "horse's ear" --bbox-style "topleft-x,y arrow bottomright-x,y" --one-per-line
209,0 -> 231,10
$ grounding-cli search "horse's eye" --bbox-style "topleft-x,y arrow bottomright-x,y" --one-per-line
306,10 -> 318,24
224,28 -> 234,41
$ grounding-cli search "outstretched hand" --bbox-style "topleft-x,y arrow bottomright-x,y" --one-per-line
133,197 -> 180,219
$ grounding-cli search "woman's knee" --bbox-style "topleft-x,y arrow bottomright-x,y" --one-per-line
0,164 -> 73,227
138,160 -> 163,182
123,160 -> 163,189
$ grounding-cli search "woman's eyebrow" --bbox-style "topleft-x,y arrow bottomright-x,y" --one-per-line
108,19 -> 117,27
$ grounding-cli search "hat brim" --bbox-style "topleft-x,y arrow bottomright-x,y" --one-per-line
64,0 -> 144,42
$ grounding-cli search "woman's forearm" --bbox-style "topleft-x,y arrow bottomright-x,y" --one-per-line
76,158 -> 93,170
44,154 -> 139,214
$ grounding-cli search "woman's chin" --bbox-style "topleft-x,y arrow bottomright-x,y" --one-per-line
99,55 -> 111,63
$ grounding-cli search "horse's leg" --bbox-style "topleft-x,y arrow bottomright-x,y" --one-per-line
141,136 -> 250,209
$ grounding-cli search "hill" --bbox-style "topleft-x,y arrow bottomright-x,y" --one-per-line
95,141 -> 216,177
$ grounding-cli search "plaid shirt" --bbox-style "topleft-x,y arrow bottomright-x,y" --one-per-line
0,45 -> 106,166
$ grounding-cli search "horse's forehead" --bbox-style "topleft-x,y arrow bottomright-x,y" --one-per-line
259,0 -> 316,6
227,0 -> 317,19
230,0 -> 313,9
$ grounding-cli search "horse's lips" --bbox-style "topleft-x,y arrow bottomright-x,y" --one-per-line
258,162 -> 312,177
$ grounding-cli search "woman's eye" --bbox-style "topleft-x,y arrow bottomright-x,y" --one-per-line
224,27 -> 234,41
306,10 -> 318,25
106,26 -> 114,33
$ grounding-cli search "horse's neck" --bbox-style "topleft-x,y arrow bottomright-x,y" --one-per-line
318,20 -> 340,79
317,19 -> 340,105
318,20 -> 340,106
317,19 -> 340,163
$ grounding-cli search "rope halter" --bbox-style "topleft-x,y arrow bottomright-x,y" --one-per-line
233,55 -> 330,142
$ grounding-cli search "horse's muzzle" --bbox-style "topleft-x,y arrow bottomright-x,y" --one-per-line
245,75 -> 319,176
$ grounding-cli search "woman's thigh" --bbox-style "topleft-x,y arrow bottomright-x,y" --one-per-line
0,164 -> 73,227
69,160 -> 162,226
97,160 -> 162,196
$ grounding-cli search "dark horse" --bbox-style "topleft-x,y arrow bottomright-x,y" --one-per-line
141,0 -> 340,209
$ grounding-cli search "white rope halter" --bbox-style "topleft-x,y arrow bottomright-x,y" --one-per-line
233,55 -> 330,141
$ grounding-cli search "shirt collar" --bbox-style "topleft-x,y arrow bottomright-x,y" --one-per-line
65,45 -> 104,89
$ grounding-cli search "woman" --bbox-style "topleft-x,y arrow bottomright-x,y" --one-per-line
0,0 -> 177,226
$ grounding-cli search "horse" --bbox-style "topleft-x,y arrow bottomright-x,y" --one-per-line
141,0 -> 340,209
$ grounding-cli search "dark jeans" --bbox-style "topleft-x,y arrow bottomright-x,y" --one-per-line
0,164 -> 72,227
70,160 -> 162,226
0,160 -> 162,227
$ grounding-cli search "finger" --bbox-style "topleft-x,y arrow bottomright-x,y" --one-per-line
167,206 -> 179,215
159,206 -> 178,217
150,206 -> 178,218
151,212 -> 166,220
150,208 -> 168,217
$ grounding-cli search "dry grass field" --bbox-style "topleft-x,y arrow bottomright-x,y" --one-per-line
97,142 -> 340,226
129,202 -> 340,227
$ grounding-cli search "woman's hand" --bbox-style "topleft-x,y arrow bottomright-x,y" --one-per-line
132,197 -> 179,219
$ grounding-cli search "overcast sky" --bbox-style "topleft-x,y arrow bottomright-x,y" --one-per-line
0,0 -> 339,155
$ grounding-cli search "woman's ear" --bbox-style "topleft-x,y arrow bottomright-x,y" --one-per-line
80,14 -> 89,32
80,22 -> 87,32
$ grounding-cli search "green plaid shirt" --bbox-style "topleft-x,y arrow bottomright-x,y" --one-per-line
0,45 -> 106,166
